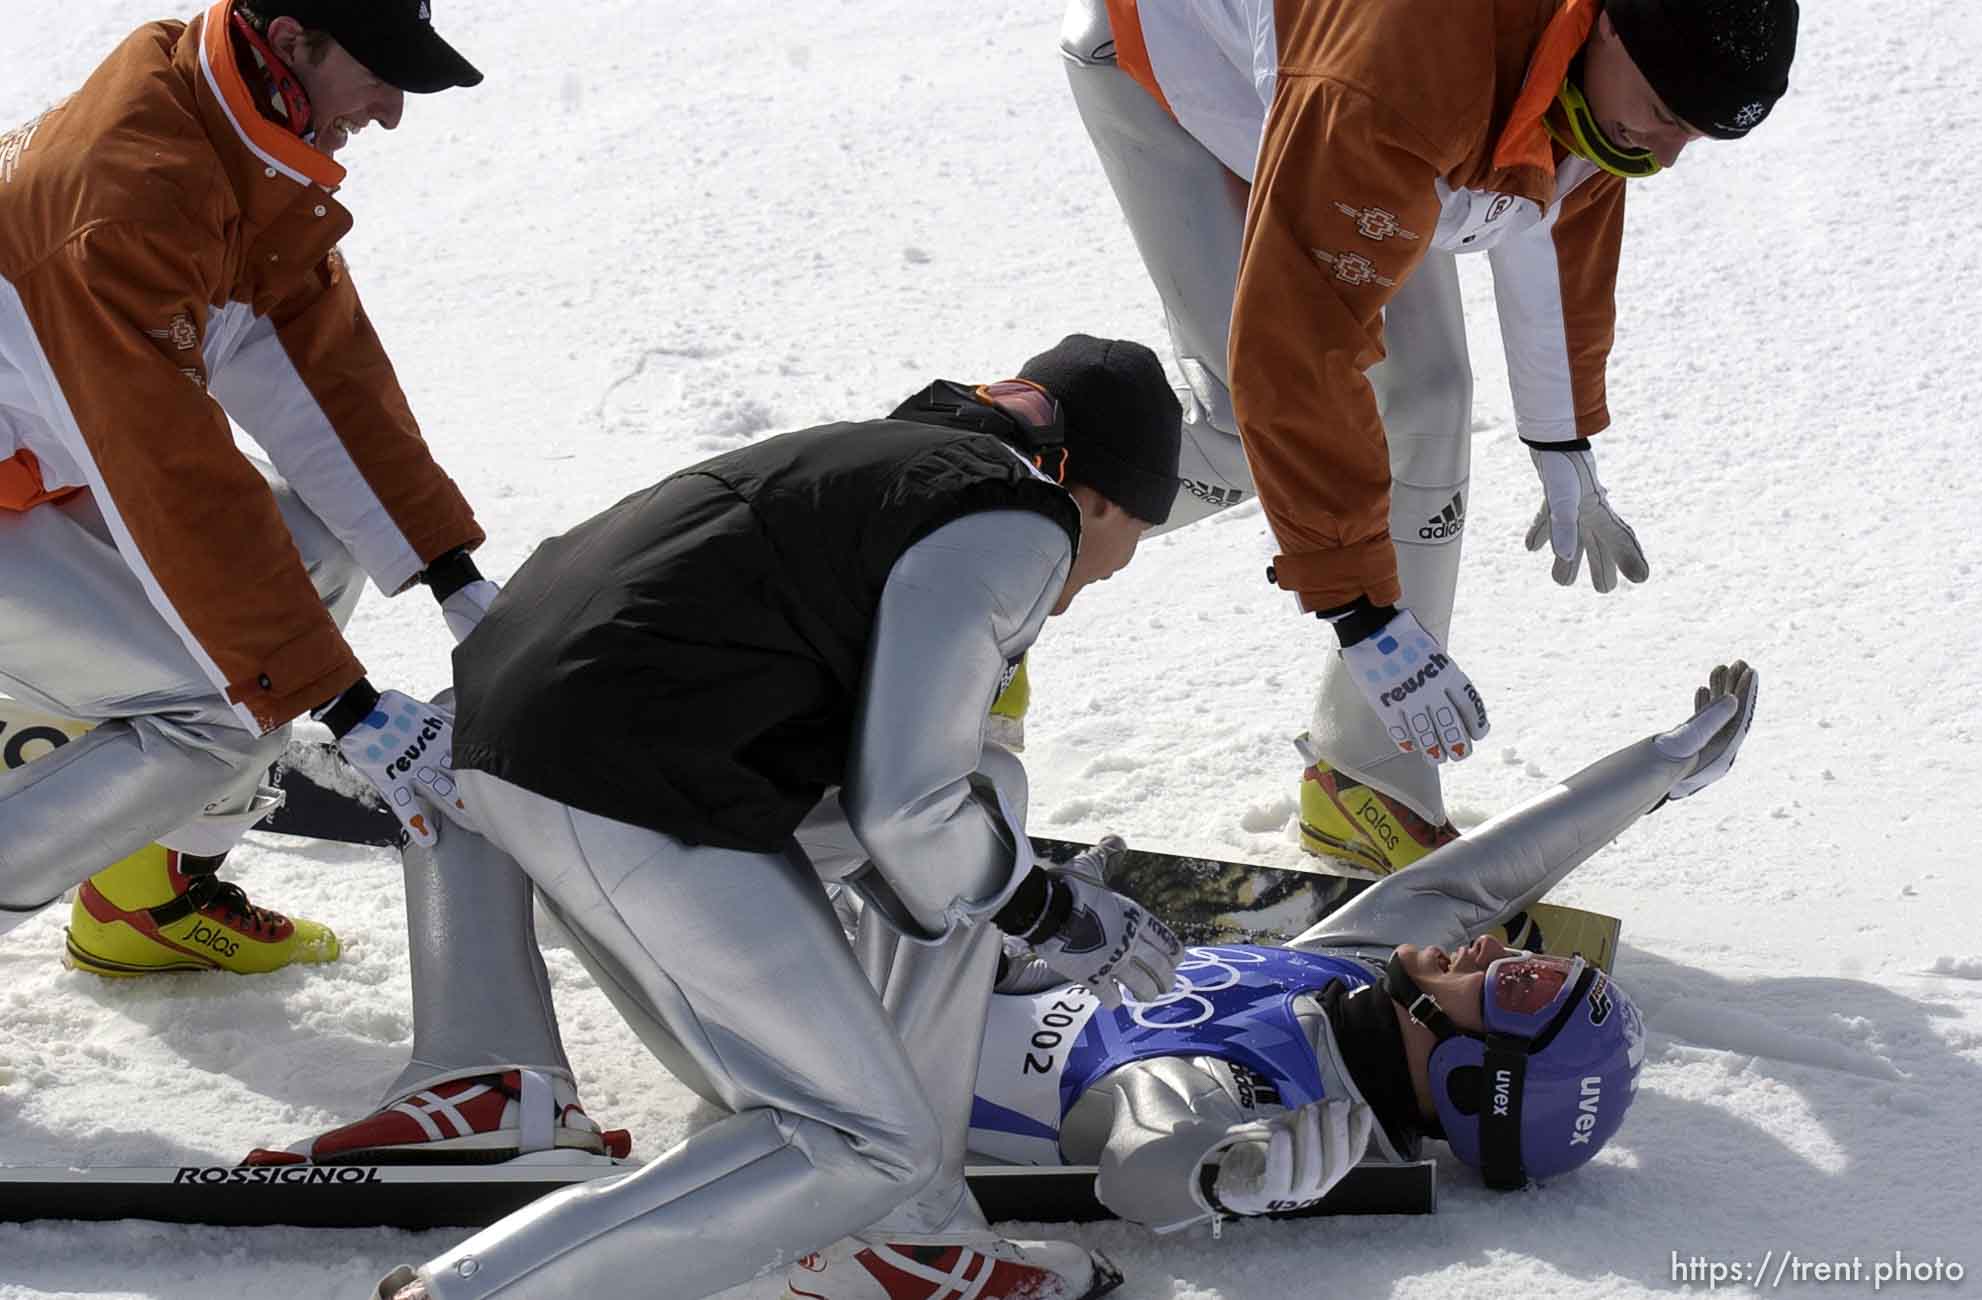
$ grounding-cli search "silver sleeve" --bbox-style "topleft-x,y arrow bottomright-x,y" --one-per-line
1288,733 -> 1688,955
840,511 -> 1072,939
1064,1055 -> 1253,1233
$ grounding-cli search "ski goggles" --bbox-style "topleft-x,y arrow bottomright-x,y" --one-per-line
1483,951 -> 1590,1039
1545,79 -> 1661,180
1476,951 -> 1600,1191
974,379 -> 1068,483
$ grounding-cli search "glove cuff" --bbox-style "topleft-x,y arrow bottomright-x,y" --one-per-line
421,547 -> 485,603
1192,1126 -> 1269,1219
1316,596 -> 1398,647
313,677 -> 380,740
992,866 -> 1075,942
1196,1161 -> 1234,1219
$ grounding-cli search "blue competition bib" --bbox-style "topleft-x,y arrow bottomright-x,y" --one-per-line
968,944 -> 1378,1164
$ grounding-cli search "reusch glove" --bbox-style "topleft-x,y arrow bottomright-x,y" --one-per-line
318,683 -> 475,847
1338,608 -> 1488,763
1201,1098 -> 1375,1218
1654,660 -> 1758,802
995,856 -> 1182,1010
1524,441 -> 1650,593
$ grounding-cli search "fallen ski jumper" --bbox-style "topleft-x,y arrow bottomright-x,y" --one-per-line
971,663 -> 1755,1230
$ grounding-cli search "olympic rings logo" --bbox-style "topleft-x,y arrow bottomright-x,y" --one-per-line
1121,946 -> 1269,1029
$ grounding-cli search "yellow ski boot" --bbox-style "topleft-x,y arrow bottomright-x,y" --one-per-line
1295,735 -> 1458,875
987,654 -> 1030,751
1,696 -> 338,976
65,845 -> 340,976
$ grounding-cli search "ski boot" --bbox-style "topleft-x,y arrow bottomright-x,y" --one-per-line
785,1237 -> 1122,1300
1295,735 -> 1457,875
244,1067 -> 631,1166
65,844 -> 339,976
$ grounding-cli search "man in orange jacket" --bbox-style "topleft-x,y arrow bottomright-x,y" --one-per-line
0,1 -> 497,975
1057,0 -> 1796,870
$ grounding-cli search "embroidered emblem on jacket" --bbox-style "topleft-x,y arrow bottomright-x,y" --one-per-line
1334,203 -> 1418,243
1310,249 -> 1396,289
180,368 -> 207,391
147,314 -> 201,352
0,100 -> 65,185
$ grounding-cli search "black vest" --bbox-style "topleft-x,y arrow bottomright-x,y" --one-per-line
452,398 -> 1082,851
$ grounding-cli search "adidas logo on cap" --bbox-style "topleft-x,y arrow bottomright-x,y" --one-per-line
1419,492 -> 1465,541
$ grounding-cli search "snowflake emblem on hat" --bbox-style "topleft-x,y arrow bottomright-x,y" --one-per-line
1334,203 -> 1419,243
1310,248 -> 1395,288
1732,101 -> 1767,129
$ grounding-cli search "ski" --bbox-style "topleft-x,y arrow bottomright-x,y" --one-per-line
1030,838 -> 1620,971
251,780 -> 1617,970
261,737 -> 402,847
0,1160 -> 1434,1229
2,698 -> 1619,968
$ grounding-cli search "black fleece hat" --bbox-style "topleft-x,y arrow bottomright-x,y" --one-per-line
1606,0 -> 1798,139
1018,335 -> 1182,526
268,0 -> 483,93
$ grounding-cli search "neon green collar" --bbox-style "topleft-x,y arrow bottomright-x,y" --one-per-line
1545,79 -> 1661,180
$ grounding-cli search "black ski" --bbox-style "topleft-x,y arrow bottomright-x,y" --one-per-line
7,696 -> 1617,965
0,1160 -> 1434,1229
262,738 -> 403,847
1030,837 -> 1619,968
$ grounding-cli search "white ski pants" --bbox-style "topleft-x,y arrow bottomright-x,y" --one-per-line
1062,0 -> 1474,822
0,465 -> 361,921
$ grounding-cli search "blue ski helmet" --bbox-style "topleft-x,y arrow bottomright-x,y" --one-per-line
1385,950 -> 1645,1187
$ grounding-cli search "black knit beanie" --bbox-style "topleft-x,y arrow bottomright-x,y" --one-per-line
1017,335 -> 1182,526
1606,0 -> 1799,140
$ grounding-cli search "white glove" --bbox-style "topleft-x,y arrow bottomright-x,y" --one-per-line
1204,1099 -> 1375,1217
1026,867 -> 1182,1010
335,689 -> 477,846
1654,660 -> 1758,801
441,578 -> 502,644
1339,608 -> 1488,763
1525,444 -> 1650,592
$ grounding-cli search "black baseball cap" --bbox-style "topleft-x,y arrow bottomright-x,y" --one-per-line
265,0 -> 484,93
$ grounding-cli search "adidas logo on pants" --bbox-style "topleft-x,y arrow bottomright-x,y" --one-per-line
1418,492 -> 1465,541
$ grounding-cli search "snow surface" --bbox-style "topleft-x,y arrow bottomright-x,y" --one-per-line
5,2 -> 1982,1297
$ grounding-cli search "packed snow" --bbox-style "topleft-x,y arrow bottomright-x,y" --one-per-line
5,1 -> 1981,1297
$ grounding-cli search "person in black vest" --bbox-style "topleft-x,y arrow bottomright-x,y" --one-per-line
358,336 -> 1189,1300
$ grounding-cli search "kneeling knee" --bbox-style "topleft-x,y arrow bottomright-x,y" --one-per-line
835,1089 -> 945,1220
1059,0 -> 1115,66
875,1090 -> 946,1197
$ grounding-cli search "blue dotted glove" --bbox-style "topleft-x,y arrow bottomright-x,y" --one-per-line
333,689 -> 475,846
1338,608 -> 1489,764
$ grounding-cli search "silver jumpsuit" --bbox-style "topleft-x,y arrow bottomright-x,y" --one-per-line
401,510 -> 1075,1300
